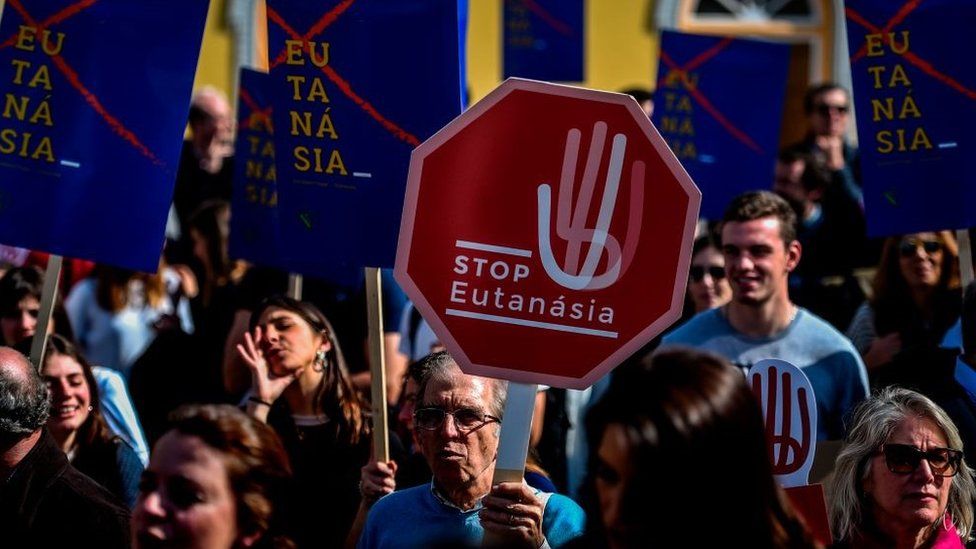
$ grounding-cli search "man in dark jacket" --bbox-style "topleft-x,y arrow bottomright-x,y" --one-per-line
0,347 -> 131,548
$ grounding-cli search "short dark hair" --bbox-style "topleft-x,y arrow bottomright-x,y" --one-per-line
776,150 -> 830,194
0,266 -> 74,346
803,82 -> 849,114
721,191 -> 798,245
0,266 -> 43,314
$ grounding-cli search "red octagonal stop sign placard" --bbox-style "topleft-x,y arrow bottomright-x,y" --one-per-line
395,79 -> 700,388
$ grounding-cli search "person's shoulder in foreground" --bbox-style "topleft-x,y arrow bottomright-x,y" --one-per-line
2,431 -> 131,548
359,483 -> 584,549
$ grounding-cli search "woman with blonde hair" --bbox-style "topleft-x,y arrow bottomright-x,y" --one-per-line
827,387 -> 975,548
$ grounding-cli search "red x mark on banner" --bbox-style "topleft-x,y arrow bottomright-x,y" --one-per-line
266,0 -> 421,147
517,0 -> 575,38
2,0 -> 164,166
847,1 -> 976,101
238,88 -> 272,131
657,38 -> 764,154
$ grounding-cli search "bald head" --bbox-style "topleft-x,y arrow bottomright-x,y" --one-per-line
0,347 -> 49,438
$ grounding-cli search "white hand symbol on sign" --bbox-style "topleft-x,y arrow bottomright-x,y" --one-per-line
537,121 -> 645,291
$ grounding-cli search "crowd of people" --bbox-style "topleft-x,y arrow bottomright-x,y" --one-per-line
1,80 -> 975,549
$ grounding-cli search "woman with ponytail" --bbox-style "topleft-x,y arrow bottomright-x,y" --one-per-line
238,296 -> 370,548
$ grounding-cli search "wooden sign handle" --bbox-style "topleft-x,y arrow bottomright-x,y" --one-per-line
365,267 -> 389,462
287,273 -> 303,300
29,254 -> 64,370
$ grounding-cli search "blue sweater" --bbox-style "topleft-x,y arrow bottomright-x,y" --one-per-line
358,483 -> 585,548
662,308 -> 869,440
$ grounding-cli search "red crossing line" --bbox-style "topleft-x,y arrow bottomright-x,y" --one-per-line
0,0 -> 98,51
5,0 -> 163,165
238,88 -> 272,130
848,0 -> 922,63
266,4 -> 421,147
657,43 -> 764,154
846,4 -> 976,102
267,0 -> 355,70
682,37 -> 734,73
519,0 -> 574,38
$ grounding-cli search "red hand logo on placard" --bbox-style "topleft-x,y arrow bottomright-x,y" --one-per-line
537,121 -> 644,291
2,0 -> 165,166
752,365 -> 812,476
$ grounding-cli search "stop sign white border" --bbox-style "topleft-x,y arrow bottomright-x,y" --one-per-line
395,78 -> 701,389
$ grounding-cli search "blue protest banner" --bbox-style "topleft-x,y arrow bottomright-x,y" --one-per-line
0,0 -> 208,272
230,68 -> 286,270
653,31 -> 790,219
267,0 -> 463,286
503,0 -> 584,82
845,0 -> 976,236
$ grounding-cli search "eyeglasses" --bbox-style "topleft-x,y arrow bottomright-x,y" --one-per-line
814,103 -> 849,116
898,238 -> 942,258
690,265 -> 726,282
879,444 -> 963,477
413,407 -> 501,432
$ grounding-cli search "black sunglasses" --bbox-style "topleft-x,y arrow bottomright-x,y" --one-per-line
879,443 -> 963,477
898,238 -> 942,258
690,265 -> 726,282
413,407 -> 501,432
815,103 -> 849,116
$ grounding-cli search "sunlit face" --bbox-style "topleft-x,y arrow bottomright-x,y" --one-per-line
41,353 -> 91,442
863,417 -> 954,539
721,217 -> 800,307
595,423 -> 639,549
809,88 -> 850,138
416,372 -> 499,491
1,295 -> 39,345
255,308 -> 329,377
897,232 -> 943,289
688,246 -> 732,313
133,432 -> 240,549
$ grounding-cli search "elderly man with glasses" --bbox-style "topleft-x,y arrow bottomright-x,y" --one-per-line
356,351 -> 584,548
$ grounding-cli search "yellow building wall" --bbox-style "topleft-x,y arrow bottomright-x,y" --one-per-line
185,0 -> 658,101
467,0 -> 658,102
193,0 -> 235,94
